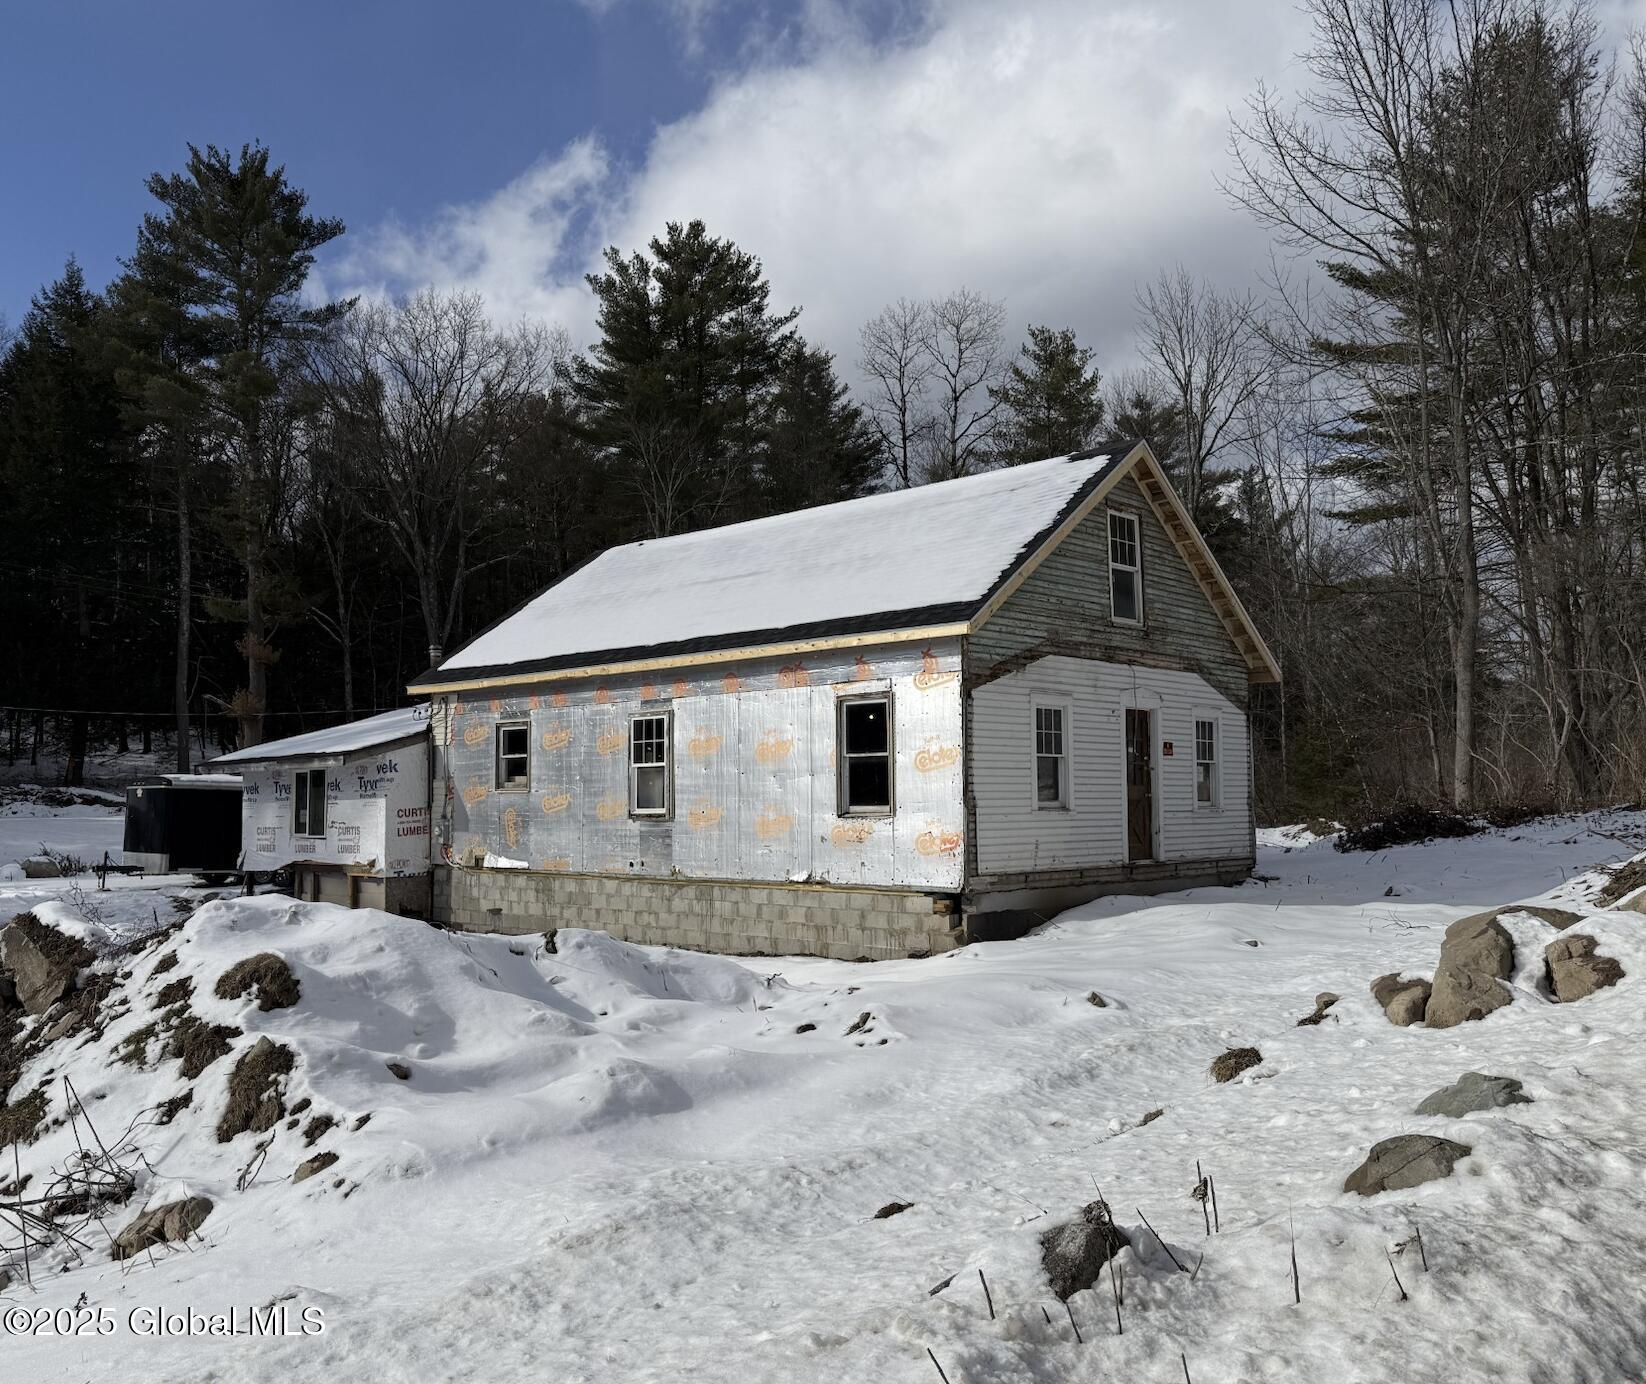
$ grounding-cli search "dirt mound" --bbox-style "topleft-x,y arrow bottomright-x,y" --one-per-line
216,1037 -> 295,1142
213,953 -> 300,1012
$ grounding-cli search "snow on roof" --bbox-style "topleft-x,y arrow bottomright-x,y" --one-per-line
208,706 -> 429,766
152,774 -> 243,787
428,452 -> 1119,680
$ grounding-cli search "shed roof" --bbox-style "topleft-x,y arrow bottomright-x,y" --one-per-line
208,706 -> 429,767
412,452 -> 1124,689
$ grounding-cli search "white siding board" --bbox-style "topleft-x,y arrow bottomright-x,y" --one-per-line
973,655 -> 1250,875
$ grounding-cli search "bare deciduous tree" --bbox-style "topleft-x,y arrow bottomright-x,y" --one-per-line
1136,268 -> 1269,524
858,298 -> 933,489
313,291 -> 554,666
919,288 -> 1007,481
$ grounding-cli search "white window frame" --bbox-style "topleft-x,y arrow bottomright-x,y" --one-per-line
628,710 -> 673,820
1107,508 -> 1144,626
1194,715 -> 1221,810
1031,697 -> 1071,811
495,721 -> 530,792
293,768 -> 327,838
836,693 -> 895,817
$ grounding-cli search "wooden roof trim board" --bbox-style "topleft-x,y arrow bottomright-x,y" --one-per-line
409,624 -> 971,696
1128,451 -> 1283,685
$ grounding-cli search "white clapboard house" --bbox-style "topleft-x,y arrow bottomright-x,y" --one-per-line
406,442 -> 1279,958
209,705 -> 432,916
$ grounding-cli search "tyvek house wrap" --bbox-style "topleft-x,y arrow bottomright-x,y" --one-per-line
238,740 -> 431,878
433,452 -> 1114,676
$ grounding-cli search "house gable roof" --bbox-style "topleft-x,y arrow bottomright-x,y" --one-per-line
409,443 -> 1279,692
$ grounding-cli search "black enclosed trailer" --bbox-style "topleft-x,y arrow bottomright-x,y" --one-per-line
123,774 -> 243,880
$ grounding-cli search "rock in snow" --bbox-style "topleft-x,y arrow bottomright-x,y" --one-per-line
1,912 -> 93,1015
1039,1201 -> 1130,1300
1343,1135 -> 1473,1196
293,1151 -> 340,1185
1296,991 -> 1340,1026
1545,934 -> 1624,1002
1426,913 -> 1516,1028
1210,1047 -> 1263,1082
1415,1072 -> 1532,1118
111,1197 -> 213,1260
1371,972 -> 1432,1026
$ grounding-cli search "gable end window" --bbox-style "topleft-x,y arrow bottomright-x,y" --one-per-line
293,768 -> 327,838
837,695 -> 893,816
1195,718 -> 1218,807
495,722 -> 530,791
1034,703 -> 1068,809
630,712 -> 672,818
1108,510 -> 1143,624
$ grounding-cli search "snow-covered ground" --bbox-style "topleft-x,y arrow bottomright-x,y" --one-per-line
4,810 -> 1646,1383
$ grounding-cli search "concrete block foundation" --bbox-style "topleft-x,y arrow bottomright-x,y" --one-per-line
433,865 -> 962,961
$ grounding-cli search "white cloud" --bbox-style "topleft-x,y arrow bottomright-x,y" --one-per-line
332,0 -> 1314,373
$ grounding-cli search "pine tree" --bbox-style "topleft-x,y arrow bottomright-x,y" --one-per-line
0,263 -> 140,781
136,143 -> 346,747
990,325 -> 1104,464
759,346 -> 880,511
574,220 -> 798,536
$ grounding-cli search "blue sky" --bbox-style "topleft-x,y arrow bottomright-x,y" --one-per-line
7,1 -> 1641,371
1,0 -> 767,324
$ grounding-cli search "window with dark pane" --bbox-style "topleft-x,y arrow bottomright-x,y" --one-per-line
1035,705 -> 1066,807
838,697 -> 893,814
1195,718 -> 1217,805
293,768 -> 327,837
495,722 -> 530,790
1108,510 -> 1142,623
630,713 -> 670,816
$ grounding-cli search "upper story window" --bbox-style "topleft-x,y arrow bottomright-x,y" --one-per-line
1034,703 -> 1068,808
630,712 -> 671,817
1195,718 -> 1218,807
837,695 -> 893,816
495,722 -> 530,791
293,768 -> 327,837
1108,510 -> 1143,624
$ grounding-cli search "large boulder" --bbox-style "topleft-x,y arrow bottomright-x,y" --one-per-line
1452,904 -> 1583,933
1343,1135 -> 1472,1196
1426,914 -> 1514,1028
1371,973 -> 1431,1026
110,1196 -> 213,1260
0,913 -> 94,1015
1414,1072 -> 1531,1118
1040,1201 -> 1131,1300
18,857 -> 62,880
1545,935 -> 1624,1003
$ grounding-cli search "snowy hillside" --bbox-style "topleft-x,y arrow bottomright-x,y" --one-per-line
3,811 -> 1646,1383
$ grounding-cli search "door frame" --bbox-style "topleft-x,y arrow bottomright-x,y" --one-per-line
1118,696 -> 1162,863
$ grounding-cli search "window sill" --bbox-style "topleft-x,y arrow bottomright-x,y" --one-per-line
494,786 -> 531,794
838,809 -> 894,819
1034,804 -> 1071,813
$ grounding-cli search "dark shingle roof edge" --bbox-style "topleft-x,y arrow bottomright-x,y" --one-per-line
407,449 -> 1132,691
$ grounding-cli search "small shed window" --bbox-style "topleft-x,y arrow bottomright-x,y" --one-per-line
1109,511 -> 1143,624
1034,704 -> 1068,808
630,712 -> 671,817
837,695 -> 893,816
1195,718 -> 1218,806
293,769 -> 327,838
495,722 -> 530,791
